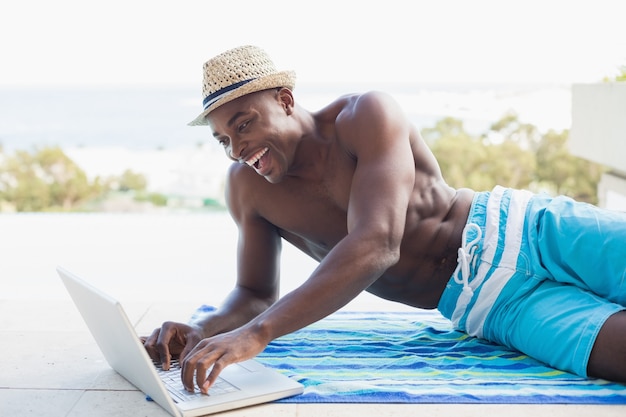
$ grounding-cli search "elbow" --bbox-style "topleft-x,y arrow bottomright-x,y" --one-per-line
370,229 -> 403,271
384,221 -> 404,265
350,218 -> 405,271
234,285 -> 278,316
382,242 -> 402,269
260,293 -> 279,311
365,243 -> 400,277
251,291 -> 279,315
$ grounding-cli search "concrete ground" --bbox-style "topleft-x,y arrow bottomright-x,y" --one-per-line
2,213 -> 625,416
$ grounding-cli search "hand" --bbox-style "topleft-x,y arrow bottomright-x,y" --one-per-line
141,321 -> 203,371
182,326 -> 268,394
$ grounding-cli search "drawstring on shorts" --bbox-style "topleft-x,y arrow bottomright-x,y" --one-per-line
452,223 -> 482,297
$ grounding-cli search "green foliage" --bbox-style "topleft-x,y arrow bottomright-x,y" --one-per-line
426,113 -> 604,204
0,147 -> 167,212
426,115 -> 537,192
0,146 -> 96,211
117,169 -> 148,192
134,190 -> 168,206
485,138 -> 537,190
425,121 -> 493,191
603,65 -> 626,82
0,111 -> 607,211
535,129 -> 604,201
486,111 -> 542,151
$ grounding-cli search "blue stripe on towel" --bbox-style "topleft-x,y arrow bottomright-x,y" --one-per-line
192,306 -> 626,404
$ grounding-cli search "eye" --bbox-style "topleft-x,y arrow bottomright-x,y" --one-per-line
237,120 -> 250,133
217,137 -> 229,148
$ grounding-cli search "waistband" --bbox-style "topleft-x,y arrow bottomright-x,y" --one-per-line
437,188 -> 490,321
437,186 -> 534,337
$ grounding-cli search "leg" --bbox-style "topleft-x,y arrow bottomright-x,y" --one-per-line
483,277 -> 623,378
588,310 -> 626,382
531,195 -> 626,304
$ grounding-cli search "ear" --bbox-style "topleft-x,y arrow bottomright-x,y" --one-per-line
276,87 -> 295,115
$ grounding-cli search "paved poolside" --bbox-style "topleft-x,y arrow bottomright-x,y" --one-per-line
2,213 -> 625,416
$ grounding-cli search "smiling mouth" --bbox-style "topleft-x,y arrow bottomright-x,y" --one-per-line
245,147 -> 269,169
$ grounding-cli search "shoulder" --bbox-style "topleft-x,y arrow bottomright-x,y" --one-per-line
314,91 -> 408,135
331,91 -> 410,154
338,91 -> 403,121
224,162 -> 267,221
315,91 -> 401,120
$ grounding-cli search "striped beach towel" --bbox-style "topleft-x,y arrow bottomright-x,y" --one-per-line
192,306 -> 626,404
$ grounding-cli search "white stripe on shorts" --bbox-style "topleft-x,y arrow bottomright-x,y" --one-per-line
450,188 -> 503,327
452,186 -> 533,338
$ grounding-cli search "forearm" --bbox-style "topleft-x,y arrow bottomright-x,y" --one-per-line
247,233 -> 399,343
191,285 -> 276,338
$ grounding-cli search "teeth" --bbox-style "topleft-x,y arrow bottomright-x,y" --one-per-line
245,147 -> 269,167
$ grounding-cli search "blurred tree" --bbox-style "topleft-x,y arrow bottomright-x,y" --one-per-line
535,129 -> 604,203
134,190 -> 168,206
484,138 -> 536,190
0,147 -> 170,212
1,149 -> 52,211
0,147 -> 98,211
603,65 -> 626,82
425,113 -> 603,202
482,113 -> 538,189
421,116 -> 471,143
117,169 -> 148,192
424,117 -> 491,190
426,115 -> 535,192
37,147 -> 95,209
486,111 -> 542,151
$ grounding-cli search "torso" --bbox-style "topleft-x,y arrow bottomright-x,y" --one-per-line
229,94 -> 474,310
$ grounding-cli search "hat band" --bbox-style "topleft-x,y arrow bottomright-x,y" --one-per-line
202,78 -> 256,111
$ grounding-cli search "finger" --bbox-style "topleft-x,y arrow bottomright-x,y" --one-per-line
143,329 -> 162,364
156,323 -> 177,370
182,340 -> 207,392
201,359 -> 226,394
196,355 -> 220,395
179,338 -> 197,365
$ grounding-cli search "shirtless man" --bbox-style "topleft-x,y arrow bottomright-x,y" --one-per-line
143,45 -> 626,394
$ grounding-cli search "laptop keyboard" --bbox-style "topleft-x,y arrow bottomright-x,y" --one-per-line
155,360 -> 239,403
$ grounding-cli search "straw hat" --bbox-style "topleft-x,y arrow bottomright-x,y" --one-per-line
188,45 -> 296,126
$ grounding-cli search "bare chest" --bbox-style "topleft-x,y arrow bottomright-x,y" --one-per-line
258,149 -> 355,259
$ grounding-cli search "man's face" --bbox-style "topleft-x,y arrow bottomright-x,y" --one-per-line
207,89 -> 293,184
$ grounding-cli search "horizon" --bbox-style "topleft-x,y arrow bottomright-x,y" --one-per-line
0,82 -> 573,154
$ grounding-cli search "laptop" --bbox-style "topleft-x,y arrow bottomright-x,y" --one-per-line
57,266 -> 303,416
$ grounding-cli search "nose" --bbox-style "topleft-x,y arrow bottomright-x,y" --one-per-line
227,137 -> 245,162
225,145 -> 236,161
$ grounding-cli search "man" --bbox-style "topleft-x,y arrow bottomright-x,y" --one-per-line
143,45 -> 626,394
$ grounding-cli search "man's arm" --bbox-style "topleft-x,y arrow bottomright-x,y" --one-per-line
182,91 -> 416,392
143,163 -> 281,370
196,163 -> 283,333
254,91 -> 415,333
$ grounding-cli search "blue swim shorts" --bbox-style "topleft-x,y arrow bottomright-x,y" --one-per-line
437,186 -> 626,377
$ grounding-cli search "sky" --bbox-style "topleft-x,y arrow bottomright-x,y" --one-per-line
0,0 -> 625,87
